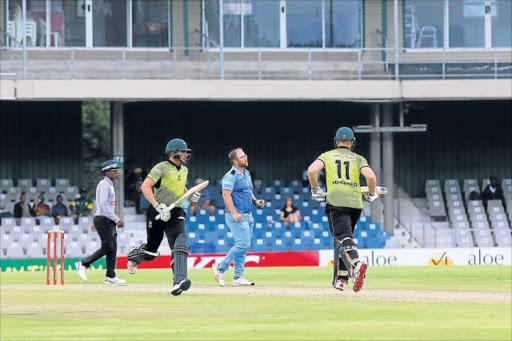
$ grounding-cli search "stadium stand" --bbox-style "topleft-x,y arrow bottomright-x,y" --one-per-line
423,178 -> 512,248
4,176 -> 510,259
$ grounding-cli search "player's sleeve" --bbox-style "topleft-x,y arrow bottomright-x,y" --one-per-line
316,152 -> 327,165
222,173 -> 235,192
358,155 -> 370,170
147,163 -> 163,183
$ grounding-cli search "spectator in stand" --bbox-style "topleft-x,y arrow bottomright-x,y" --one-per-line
51,194 -> 69,224
14,192 -> 35,221
33,194 -> 51,221
481,176 -> 506,208
468,191 -> 481,201
280,197 -> 301,228
125,166 -> 144,211
303,168 -> 325,187
189,178 -> 216,216
70,188 -> 95,223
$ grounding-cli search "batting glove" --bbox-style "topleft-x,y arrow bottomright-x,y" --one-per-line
190,191 -> 201,203
153,202 -> 171,222
363,192 -> 379,203
311,186 -> 327,202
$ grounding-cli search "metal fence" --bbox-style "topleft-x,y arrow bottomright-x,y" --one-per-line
1,46 -> 510,80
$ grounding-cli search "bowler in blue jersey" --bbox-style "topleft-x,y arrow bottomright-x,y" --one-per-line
212,148 -> 265,287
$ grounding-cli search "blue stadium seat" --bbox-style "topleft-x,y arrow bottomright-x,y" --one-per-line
253,223 -> 265,238
271,222 -> 285,237
367,223 -> 380,238
357,230 -> 369,248
216,223 -> 228,238
357,216 -> 370,230
301,230 -> 315,244
271,239 -> 287,252
310,238 -> 323,250
272,180 -> 283,188
281,231 -> 294,246
280,187 -> 292,196
254,209 -> 265,222
215,239 -> 229,253
290,238 -> 304,251
187,231 -> 199,245
251,238 -> 267,252
192,242 -> 215,254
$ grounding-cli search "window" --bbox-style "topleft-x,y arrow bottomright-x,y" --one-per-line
244,0 -> 280,48
492,0 -> 511,47
405,0 -> 444,48
132,0 -> 169,47
449,0 -> 485,47
93,0 -> 127,47
287,0 -> 322,47
325,0 -> 362,48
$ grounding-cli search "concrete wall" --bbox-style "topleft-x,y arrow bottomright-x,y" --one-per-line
1,79 -> 511,101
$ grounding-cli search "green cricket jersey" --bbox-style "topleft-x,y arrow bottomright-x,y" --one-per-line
317,146 -> 369,209
147,161 -> 188,207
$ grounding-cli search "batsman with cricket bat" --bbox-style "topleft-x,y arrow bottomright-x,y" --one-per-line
127,138 -> 204,296
308,127 -> 379,292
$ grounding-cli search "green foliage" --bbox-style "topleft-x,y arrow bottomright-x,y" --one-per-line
81,101 -> 111,193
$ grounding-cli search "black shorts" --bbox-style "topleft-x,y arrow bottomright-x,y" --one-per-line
145,205 -> 187,253
325,204 -> 362,242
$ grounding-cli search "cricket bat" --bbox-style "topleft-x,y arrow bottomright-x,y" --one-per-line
360,186 -> 388,195
155,180 -> 209,220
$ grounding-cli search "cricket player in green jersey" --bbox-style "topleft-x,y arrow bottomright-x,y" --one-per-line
127,138 -> 201,296
308,127 -> 379,292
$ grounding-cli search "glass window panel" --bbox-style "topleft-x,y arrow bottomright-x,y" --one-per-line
132,0 -> 169,47
7,0 -> 23,46
244,0 -> 279,47
405,0 -> 444,48
204,0 -> 220,46
492,0 -> 511,47
325,0 -> 361,48
222,0 -> 242,47
63,0 -> 85,46
26,0 -> 45,46
449,0 -> 485,47
287,0 -> 322,47
93,0 -> 127,47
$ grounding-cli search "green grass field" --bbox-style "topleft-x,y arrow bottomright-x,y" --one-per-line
1,266 -> 511,340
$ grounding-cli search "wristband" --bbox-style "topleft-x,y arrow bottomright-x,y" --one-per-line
252,199 -> 258,205
152,202 -> 159,208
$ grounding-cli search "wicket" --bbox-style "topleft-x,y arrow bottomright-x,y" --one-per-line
46,229 -> 64,285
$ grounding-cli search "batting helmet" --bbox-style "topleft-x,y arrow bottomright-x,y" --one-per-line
334,127 -> 356,150
165,138 -> 192,164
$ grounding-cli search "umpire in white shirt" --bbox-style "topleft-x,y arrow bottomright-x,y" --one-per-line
75,160 -> 126,284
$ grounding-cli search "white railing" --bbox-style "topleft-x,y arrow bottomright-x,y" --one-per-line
0,46 -> 510,80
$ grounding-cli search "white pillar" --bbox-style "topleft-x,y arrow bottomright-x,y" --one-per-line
370,104 -> 382,225
382,104 -> 394,234
112,102 -> 124,221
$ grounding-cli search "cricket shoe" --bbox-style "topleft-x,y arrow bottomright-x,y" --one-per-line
232,277 -> 255,287
352,262 -> 368,292
333,279 -> 347,291
104,276 -> 126,284
171,279 -> 192,296
75,262 -> 88,282
127,260 -> 138,275
211,263 -> 225,287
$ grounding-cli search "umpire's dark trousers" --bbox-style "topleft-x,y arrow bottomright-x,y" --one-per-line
82,216 -> 118,278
